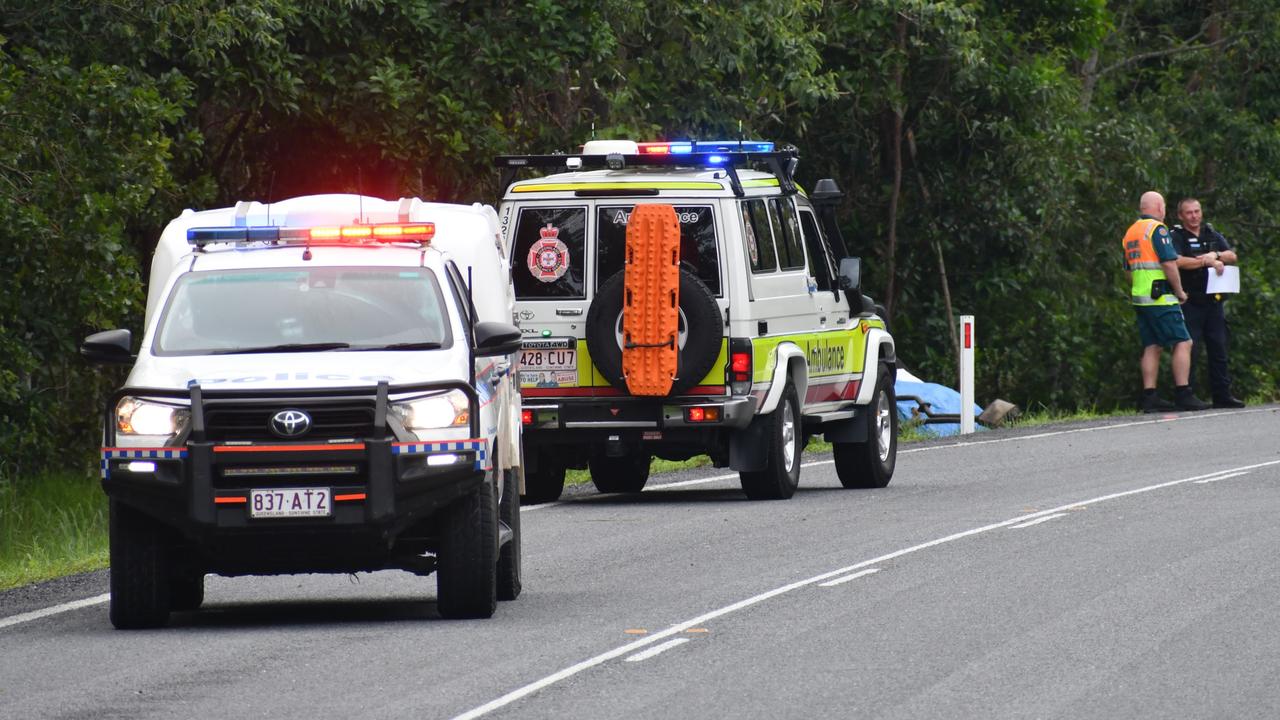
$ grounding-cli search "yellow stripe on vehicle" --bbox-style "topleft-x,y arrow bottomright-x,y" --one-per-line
740,178 -> 781,188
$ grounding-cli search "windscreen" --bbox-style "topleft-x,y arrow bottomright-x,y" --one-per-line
154,267 -> 452,355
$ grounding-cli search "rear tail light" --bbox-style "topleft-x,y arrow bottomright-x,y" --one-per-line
728,338 -> 752,395
683,406 -> 721,423
521,409 -> 534,425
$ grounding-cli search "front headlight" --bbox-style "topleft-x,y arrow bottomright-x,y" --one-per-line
392,390 -> 470,431
116,397 -> 189,437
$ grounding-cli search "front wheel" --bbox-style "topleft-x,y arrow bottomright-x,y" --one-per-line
497,465 -> 522,601
833,363 -> 898,489
436,481 -> 498,619
739,381 -> 801,500
588,453 -> 651,494
108,501 -> 172,629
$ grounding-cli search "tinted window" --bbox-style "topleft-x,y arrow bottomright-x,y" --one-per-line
512,206 -> 587,299
596,205 -> 720,295
799,209 -> 835,291
771,197 -> 806,270
155,267 -> 451,355
741,199 -> 777,273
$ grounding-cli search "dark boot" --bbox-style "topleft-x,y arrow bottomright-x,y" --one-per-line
1140,392 -> 1176,413
1213,395 -> 1246,409
1174,386 -> 1210,411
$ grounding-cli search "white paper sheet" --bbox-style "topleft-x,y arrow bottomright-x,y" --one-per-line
1205,264 -> 1240,294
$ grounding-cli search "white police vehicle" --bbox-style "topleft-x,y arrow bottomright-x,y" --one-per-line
82,194 -> 524,628
496,140 -> 898,503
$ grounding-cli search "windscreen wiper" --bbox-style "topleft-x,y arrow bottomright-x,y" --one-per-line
215,342 -> 352,355
354,341 -> 445,351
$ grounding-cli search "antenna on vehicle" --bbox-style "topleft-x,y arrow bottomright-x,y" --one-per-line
358,167 -> 366,224
266,170 -> 276,227
591,122 -> 596,140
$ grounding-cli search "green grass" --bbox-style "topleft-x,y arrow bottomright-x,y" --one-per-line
0,472 -> 110,591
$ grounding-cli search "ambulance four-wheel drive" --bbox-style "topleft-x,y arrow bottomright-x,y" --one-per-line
496,140 -> 899,503
82,194 -> 524,628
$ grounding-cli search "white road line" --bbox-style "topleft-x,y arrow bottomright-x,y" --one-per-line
451,456 -> 1280,720
624,638 -> 690,663
527,408 -> 1270,509
1009,513 -> 1069,529
1194,471 -> 1250,484
818,568 -> 880,587
0,593 -> 108,631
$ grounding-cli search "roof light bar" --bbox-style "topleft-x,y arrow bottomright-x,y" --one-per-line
186,223 -> 435,248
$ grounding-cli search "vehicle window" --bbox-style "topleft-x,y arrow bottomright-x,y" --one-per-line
154,267 -> 452,355
511,206 -> 587,299
798,209 -> 835,291
771,197 -> 806,271
741,199 -> 777,273
596,205 -> 720,295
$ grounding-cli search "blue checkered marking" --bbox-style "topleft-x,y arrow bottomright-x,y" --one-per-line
100,447 -> 189,480
392,439 -> 489,470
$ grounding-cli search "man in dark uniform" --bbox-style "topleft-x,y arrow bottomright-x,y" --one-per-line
1170,198 -> 1245,408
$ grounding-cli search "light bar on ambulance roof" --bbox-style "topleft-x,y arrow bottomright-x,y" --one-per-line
186,223 -> 435,248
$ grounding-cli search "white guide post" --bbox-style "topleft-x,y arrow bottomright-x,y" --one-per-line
959,315 -> 975,435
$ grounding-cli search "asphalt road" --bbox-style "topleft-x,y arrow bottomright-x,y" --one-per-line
3,406 -> 1279,719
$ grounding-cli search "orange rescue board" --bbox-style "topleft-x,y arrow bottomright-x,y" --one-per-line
622,204 -> 681,396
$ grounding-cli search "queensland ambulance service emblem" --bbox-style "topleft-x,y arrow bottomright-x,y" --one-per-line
528,224 -> 569,282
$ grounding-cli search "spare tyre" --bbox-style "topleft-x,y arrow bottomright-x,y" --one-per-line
587,267 -> 722,396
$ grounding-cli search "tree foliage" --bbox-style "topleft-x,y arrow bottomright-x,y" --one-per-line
1,0 -> 1277,479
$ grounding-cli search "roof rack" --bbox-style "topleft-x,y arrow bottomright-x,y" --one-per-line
494,149 -> 800,198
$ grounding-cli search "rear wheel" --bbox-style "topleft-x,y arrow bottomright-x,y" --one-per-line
739,382 -> 801,500
520,452 -> 565,505
497,464 -> 522,601
833,363 -> 897,489
588,453 -> 651,494
437,481 -> 498,619
108,501 -> 172,629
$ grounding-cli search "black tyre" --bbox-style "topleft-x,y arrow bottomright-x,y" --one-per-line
437,480 -> 498,619
497,464 -> 522,601
168,566 -> 205,612
586,267 -> 723,396
520,453 -> 565,505
739,382 -> 802,500
833,363 -> 898,489
588,453 -> 651,494
108,500 -> 172,629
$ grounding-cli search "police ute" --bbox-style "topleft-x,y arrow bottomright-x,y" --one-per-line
81,194 -> 524,628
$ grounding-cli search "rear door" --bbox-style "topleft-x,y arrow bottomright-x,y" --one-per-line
504,204 -> 591,391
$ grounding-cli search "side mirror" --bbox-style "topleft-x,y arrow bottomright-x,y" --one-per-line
81,329 -> 134,365
837,257 -> 862,291
474,321 -> 523,357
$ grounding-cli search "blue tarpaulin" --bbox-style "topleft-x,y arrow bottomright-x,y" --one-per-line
894,370 -> 984,437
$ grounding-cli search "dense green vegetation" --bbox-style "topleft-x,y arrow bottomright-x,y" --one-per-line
2,1 -> 1277,484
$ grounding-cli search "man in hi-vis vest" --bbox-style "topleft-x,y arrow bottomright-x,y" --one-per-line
1122,191 -> 1210,413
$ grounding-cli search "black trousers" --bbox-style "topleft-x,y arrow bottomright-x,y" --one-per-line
1182,299 -> 1233,399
